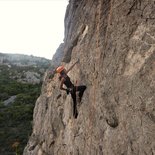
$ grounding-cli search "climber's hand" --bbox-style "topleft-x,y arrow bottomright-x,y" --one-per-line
66,88 -> 73,95
66,89 -> 70,95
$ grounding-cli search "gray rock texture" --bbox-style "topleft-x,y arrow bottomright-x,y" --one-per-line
24,0 -> 155,155
3,95 -> 16,106
18,71 -> 41,84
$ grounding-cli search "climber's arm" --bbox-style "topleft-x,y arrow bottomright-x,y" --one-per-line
59,78 -> 67,91
59,78 -> 71,95
66,59 -> 79,74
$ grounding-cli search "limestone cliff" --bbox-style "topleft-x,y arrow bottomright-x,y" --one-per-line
24,0 -> 155,155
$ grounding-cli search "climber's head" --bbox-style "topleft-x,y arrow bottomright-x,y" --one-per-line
56,66 -> 66,75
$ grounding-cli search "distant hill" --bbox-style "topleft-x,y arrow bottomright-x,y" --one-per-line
0,53 -> 50,67
0,53 -> 51,84
0,53 -> 51,155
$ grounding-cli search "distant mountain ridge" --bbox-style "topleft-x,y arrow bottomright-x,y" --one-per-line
0,53 -> 51,84
0,53 -> 50,67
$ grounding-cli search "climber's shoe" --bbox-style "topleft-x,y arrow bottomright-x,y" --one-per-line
73,109 -> 78,119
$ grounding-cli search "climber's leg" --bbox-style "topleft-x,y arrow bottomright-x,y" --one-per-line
71,92 -> 78,118
76,85 -> 86,102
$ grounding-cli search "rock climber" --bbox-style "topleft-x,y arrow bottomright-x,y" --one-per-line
56,60 -> 86,118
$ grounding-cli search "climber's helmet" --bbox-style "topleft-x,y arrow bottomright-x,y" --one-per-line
56,66 -> 65,74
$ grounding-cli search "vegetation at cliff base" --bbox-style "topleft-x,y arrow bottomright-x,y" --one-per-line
0,79 -> 41,155
0,62 -> 43,155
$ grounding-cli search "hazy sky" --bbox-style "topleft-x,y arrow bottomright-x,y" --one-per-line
0,0 -> 68,59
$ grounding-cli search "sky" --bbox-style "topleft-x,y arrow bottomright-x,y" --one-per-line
0,0 -> 68,59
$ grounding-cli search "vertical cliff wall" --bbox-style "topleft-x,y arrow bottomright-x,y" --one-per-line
24,0 -> 155,154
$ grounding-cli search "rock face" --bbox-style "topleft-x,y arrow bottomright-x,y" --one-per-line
19,71 -> 41,84
24,0 -> 155,155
